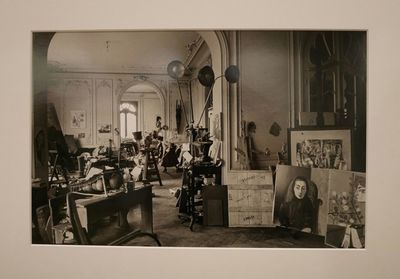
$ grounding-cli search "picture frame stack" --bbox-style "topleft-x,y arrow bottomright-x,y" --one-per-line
273,127 -> 366,248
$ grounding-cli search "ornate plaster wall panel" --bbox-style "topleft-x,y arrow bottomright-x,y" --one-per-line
63,79 -> 93,145
95,79 -> 113,145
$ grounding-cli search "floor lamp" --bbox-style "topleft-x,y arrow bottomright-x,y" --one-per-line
167,60 -> 239,162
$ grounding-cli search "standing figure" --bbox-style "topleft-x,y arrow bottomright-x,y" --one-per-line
246,121 -> 261,169
156,116 -> 162,132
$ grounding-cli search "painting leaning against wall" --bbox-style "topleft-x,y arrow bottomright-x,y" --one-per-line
289,129 -> 352,171
325,171 -> 366,248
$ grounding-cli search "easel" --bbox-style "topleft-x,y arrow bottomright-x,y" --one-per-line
48,148 -> 69,187
47,105 -> 71,188
141,148 -> 163,186
132,131 -> 161,186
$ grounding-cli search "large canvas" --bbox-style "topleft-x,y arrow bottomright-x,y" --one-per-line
325,170 -> 366,248
274,165 -> 365,242
273,165 -> 330,236
289,129 -> 352,170
309,168 -> 331,236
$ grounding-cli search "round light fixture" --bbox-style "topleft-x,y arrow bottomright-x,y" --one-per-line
167,60 -> 185,79
225,65 -> 240,83
197,65 -> 215,87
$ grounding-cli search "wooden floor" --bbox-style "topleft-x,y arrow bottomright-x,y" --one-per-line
87,170 -> 328,248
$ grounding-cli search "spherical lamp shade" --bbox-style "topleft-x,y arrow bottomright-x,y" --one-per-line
198,66 -> 215,87
167,60 -> 185,79
224,65 -> 240,83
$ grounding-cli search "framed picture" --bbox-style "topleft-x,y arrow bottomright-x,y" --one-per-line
288,128 -> 352,170
70,110 -> 86,129
97,123 -> 111,133
325,170 -> 366,248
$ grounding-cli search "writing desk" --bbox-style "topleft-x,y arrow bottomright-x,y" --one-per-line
75,186 -> 153,235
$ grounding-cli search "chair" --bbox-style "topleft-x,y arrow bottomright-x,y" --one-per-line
66,192 -> 161,246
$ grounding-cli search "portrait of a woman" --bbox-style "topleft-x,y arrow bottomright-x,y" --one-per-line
278,176 -> 315,233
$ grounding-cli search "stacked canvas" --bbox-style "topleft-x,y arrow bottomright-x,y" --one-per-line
273,165 -> 366,248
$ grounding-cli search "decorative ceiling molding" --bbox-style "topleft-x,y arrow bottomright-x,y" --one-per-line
115,78 -> 131,95
47,31 -> 199,75
47,60 -> 68,72
64,79 -> 92,96
132,75 -> 148,82
124,65 -> 167,74
65,79 -> 91,89
48,65 -> 168,75
95,79 -> 112,89
184,36 -> 204,67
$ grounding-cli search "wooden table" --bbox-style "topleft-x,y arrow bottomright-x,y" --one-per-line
75,186 -> 153,235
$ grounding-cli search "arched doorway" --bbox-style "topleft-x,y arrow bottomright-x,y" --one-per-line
116,81 -> 165,146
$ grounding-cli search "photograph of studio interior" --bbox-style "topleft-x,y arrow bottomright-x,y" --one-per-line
32,30 -> 366,248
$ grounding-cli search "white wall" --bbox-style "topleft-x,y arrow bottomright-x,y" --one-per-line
185,39 -> 211,128
120,92 -> 162,136
142,98 -> 161,133
47,72 -> 190,147
239,31 -> 290,155
47,32 -> 291,172
190,79 -> 207,127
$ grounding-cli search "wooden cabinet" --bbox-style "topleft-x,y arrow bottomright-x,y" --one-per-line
202,185 -> 228,226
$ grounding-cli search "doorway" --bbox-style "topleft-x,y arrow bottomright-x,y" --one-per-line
118,83 -> 164,142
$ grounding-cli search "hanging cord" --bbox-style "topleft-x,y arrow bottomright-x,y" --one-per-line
188,80 -> 194,125
196,75 -> 223,127
176,80 -> 189,127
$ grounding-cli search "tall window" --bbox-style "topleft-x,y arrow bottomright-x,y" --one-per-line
120,102 -> 138,139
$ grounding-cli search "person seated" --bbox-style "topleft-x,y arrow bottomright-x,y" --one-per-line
161,143 -> 180,172
279,176 -> 314,233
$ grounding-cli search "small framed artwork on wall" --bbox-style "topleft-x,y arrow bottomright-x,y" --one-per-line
288,128 -> 352,170
71,110 -> 86,129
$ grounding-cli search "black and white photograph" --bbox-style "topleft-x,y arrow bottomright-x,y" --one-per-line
3,0 -> 400,278
31,30 -> 367,248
